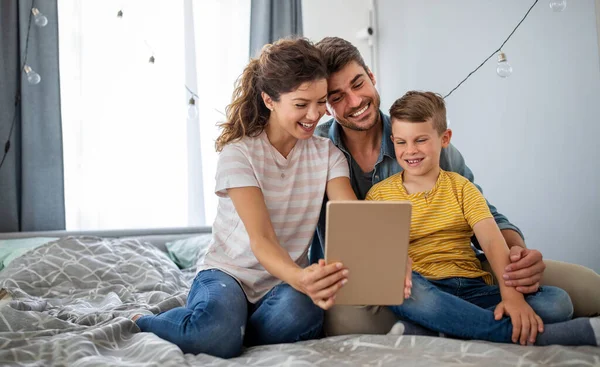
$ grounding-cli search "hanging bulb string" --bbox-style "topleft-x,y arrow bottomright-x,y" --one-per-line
0,0 -> 37,171
185,85 -> 199,100
114,9 -> 200,116
185,85 -> 199,99
444,0 -> 539,99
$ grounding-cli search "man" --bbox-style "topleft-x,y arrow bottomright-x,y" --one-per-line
311,37 -> 600,336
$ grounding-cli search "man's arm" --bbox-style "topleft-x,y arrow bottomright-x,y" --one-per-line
441,143 -> 544,293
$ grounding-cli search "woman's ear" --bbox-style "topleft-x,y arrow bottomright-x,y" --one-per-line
261,92 -> 274,111
441,129 -> 453,148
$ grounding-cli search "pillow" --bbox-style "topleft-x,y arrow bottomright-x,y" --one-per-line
165,235 -> 212,269
0,237 -> 59,272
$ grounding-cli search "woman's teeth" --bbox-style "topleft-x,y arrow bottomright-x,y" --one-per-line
299,122 -> 315,128
350,103 -> 369,117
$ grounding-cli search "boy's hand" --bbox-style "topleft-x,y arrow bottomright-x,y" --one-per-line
404,257 -> 413,299
494,297 -> 544,345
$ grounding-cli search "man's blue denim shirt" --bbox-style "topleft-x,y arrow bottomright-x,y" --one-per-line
310,111 -> 524,263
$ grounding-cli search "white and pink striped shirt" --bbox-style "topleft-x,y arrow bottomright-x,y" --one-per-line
196,131 -> 349,302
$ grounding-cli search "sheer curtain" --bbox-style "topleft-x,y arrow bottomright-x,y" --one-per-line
58,0 -> 250,230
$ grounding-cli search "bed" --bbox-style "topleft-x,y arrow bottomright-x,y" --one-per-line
0,229 -> 598,366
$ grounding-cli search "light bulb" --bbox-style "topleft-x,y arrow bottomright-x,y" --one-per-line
549,0 -> 567,12
31,8 -> 48,27
188,98 -> 198,119
496,52 -> 513,78
23,65 -> 41,85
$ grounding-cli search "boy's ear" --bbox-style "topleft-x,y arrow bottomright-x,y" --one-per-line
261,92 -> 274,111
441,129 -> 453,148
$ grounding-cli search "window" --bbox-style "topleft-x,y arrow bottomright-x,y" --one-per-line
58,0 -> 250,230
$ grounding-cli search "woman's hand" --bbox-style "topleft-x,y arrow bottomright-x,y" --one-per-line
293,259 -> 348,310
404,257 -> 413,299
494,297 -> 544,345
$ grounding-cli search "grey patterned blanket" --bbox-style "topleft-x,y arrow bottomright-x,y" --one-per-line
0,237 -> 597,366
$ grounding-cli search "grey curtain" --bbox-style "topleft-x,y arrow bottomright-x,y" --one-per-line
0,0 -> 65,232
249,0 -> 303,58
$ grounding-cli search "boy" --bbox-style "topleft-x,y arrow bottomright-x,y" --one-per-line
365,91 -> 599,346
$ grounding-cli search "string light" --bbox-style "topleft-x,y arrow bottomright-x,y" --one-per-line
187,98 -> 198,119
1,1 -> 43,172
23,65 -> 41,85
444,0 -> 539,98
31,8 -> 48,27
186,86 -> 199,119
115,8 -> 203,118
496,52 -> 513,78
549,0 -> 567,12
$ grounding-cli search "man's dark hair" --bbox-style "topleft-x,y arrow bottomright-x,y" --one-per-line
315,37 -> 369,75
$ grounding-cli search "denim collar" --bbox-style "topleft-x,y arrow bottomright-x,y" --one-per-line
328,110 -> 396,163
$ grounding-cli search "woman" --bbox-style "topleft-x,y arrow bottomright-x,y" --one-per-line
135,38 -> 356,358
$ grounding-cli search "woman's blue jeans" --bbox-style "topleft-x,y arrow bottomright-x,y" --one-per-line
136,269 -> 323,358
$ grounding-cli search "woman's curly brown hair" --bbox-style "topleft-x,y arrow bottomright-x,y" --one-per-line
215,38 -> 328,151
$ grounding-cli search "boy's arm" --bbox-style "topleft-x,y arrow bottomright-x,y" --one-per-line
462,182 -> 543,345
473,219 -> 543,345
442,143 -> 545,294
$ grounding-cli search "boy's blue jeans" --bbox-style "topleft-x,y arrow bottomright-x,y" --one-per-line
136,269 -> 323,358
389,271 -> 574,343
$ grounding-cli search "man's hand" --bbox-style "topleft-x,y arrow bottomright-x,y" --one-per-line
503,247 -> 545,294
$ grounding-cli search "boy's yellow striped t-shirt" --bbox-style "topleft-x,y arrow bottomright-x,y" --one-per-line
366,170 -> 494,284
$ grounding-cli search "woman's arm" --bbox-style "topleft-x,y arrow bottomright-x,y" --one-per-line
325,177 -> 357,200
227,186 -> 347,309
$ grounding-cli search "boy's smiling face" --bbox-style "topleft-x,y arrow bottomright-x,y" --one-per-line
391,118 -> 452,177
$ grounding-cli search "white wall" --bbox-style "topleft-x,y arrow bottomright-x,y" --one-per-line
303,0 -> 373,66
376,0 -> 600,272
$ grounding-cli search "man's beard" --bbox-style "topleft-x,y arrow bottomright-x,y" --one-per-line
337,93 -> 381,132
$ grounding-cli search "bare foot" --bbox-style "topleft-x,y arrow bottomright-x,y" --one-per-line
131,314 -> 143,322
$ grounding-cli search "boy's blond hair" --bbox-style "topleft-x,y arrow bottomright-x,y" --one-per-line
389,91 -> 447,135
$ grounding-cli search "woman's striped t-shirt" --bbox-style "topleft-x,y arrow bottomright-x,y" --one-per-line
197,131 -> 349,303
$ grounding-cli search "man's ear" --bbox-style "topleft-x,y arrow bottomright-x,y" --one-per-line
441,129 -> 453,148
367,67 -> 376,86
261,92 -> 274,111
